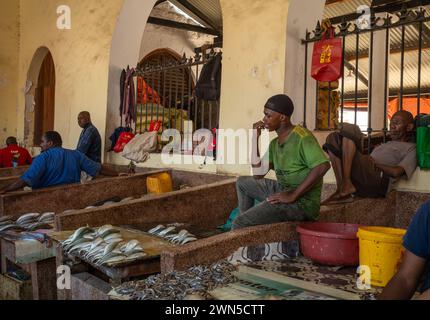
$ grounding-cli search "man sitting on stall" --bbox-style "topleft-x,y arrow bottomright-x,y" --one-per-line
0,131 -> 119,194
0,136 -> 32,168
322,110 -> 417,204
379,199 -> 430,300
231,94 -> 331,230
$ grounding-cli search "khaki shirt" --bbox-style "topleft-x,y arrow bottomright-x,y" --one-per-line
371,141 -> 417,179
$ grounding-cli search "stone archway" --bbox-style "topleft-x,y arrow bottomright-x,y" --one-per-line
25,47 -> 56,147
105,0 -> 157,156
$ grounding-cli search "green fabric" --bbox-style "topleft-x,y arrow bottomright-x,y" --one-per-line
417,126 -> 430,169
218,200 -> 260,231
268,125 -> 329,218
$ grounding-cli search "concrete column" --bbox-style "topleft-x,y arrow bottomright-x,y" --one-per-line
284,0 -> 326,130
369,15 -> 390,132
106,0 -> 157,161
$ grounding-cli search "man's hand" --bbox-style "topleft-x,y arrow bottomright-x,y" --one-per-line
267,191 -> 298,205
253,121 -> 265,138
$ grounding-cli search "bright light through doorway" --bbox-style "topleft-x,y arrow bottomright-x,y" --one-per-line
167,1 -> 205,27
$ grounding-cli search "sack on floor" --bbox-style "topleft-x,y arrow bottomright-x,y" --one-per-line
122,131 -> 158,163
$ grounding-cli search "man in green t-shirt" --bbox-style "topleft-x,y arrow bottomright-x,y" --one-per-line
231,94 -> 331,230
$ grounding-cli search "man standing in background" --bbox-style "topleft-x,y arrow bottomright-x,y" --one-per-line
77,111 -> 102,163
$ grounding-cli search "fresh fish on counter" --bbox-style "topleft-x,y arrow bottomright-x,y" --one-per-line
61,225 -> 147,267
147,225 -> 198,245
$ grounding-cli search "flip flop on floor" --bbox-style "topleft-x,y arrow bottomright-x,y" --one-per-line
324,193 -> 356,205
321,193 -> 340,205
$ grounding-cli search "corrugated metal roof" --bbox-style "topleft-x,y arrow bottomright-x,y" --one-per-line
167,0 -> 222,31
187,0 -> 222,30
322,0 -> 430,97
324,0 -> 372,20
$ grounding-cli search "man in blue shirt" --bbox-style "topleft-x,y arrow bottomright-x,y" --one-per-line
77,111 -> 102,163
0,131 -> 119,193
379,199 -> 430,300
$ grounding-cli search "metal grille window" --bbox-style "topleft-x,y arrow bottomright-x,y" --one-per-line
132,48 -> 221,153
302,4 -> 430,150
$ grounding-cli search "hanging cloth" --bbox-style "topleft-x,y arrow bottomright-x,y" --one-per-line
119,68 -> 126,120
122,67 -> 136,127
195,53 -> 222,101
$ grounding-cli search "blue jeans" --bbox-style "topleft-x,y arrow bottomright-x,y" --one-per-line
231,176 -> 311,230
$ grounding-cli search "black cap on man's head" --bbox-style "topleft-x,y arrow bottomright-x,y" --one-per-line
264,94 -> 294,117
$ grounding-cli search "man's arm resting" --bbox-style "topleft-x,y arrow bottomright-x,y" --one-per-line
375,163 -> 405,179
268,162 -> 330,204
0,179 -> 29,194
378,250 -> 427,300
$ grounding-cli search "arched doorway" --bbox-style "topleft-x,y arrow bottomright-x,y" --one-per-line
34,52 -> 55,146
25,48 -> 56,147
138,48 -> 196,108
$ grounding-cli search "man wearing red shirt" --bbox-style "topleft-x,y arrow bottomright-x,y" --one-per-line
0,137 -> 32,168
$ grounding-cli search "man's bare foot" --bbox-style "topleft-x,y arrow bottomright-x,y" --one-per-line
339,180 -> 356,198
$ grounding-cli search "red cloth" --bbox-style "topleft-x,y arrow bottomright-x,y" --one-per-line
137,77 -> 160,105
0,145 -> 33,168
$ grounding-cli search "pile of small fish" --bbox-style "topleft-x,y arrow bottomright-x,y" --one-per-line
61,225 -> 147,267
0,212 -> 55,233
111,260 -> 237,300
148,225 -> 197,245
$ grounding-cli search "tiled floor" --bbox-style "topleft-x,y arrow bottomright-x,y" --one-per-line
244,256 -> 382,300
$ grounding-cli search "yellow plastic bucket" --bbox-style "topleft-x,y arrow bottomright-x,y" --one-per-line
356,226 -> 406,287
146,172 -> 173,194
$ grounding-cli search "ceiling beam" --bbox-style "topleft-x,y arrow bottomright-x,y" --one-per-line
326,0 -> 345,5
344,59 -> 369,87
147,16 -> 221,36
172,0 -> 221,33
154,0 -> 168,7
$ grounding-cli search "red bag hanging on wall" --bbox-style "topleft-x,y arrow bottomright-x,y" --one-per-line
113,131 -> 135,153
311,29 -> 343,82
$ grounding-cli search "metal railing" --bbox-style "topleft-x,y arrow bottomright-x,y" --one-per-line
133,50 -> 221,146
302,5 -> 430,149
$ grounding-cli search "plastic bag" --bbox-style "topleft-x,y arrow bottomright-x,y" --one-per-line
113,131 -> 135,153
311,30 -> 343,82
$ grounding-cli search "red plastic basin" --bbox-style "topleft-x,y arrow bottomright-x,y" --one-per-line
296,222 -> 360,266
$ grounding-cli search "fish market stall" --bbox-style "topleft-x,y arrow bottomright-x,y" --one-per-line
0,167 -> 165,299
0,166 -> 29,178
54,173 -> 237,231
48,173 -> 236,299
50,224 -> 223,300
0,168 -> 166,218
0,212 -> 56,300
0,176 -> 20,190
